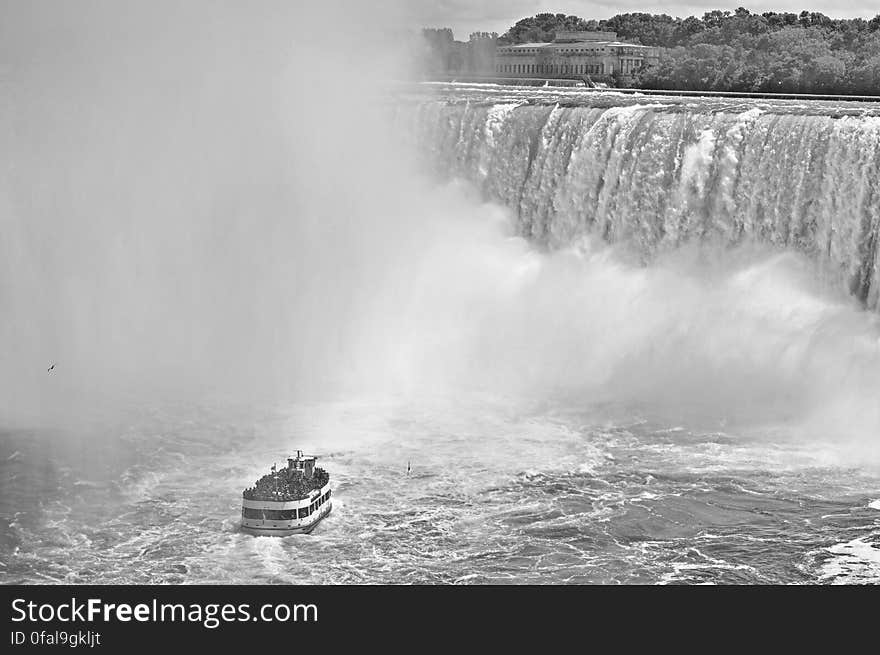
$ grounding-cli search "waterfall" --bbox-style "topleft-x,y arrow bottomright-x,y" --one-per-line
409,96 -> 880,310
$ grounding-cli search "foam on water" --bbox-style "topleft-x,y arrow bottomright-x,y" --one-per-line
818,534 -> 880,584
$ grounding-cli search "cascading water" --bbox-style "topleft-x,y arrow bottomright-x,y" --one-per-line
407,86 -> 880,310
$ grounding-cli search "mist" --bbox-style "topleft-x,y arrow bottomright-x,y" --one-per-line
339,180 -> 880,457
0,1 -> 427,424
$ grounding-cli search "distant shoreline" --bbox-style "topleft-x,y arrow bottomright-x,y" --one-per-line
426,75 -> 880,102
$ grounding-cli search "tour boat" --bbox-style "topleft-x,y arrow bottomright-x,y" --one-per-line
240,450 -> 332,536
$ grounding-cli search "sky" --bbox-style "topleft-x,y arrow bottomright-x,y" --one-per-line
413,1 -> 880,39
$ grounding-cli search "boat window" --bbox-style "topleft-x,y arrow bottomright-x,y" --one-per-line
241,508 -> 297,520
264,509 -> 294,520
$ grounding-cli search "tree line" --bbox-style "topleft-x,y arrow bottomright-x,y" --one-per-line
419,28 -> 498,76
422,9 -> 880,95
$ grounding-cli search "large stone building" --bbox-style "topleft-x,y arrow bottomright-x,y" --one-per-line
495,31 -> 660,81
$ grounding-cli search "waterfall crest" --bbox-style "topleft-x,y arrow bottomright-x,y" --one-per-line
411,95 -> 880,310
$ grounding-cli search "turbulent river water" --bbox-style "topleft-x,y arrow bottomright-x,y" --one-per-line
2,396 -> 879,584
2,84 -> 880,585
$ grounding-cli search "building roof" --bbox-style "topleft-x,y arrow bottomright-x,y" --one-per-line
507,42 -> 549,48
555,30 -> 618,42
499,41 -> 655,52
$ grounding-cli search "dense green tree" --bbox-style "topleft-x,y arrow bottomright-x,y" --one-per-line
623,9 -> 880,93
602,13 -> 679,47
466,33 -> 499,75
420,28 -> 462,74
499,13 -> 594,44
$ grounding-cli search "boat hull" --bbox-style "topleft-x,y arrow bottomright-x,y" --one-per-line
240,502 -> 332,536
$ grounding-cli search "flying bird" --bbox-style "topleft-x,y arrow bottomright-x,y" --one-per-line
47,363 -> 56,373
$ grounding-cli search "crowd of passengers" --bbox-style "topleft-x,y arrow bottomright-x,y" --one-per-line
243,467 -> 329,501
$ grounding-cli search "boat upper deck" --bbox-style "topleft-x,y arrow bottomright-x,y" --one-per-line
242,451 -> 329,502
